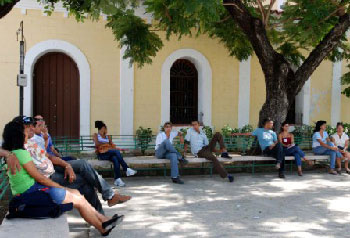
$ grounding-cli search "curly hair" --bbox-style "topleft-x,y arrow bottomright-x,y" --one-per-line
2,120 -> 25,151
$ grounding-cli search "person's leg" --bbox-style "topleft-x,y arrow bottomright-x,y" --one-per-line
62,189 -> 109,234
108,150 -> 129,171
286,146 -> 302,169
208,132 -> 225,152
156,139 -> 181,157
51,171 -> 105,214
265,144 -> 285,175
198,147 -> 228,178
61,156 -> 77,161
165,152 -> 179,178
67,160 -> 115,201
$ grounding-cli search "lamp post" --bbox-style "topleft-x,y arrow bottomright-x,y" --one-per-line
16,21 -> 26,116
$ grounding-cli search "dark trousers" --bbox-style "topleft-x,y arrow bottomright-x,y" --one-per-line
98,149 -> 129,179
197,132 -> 228,178
263,143 -> 285,173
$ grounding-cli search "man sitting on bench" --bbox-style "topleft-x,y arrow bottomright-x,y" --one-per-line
155,122 -> 188,184
184,121 -> 234,183
235,118 -> 286,178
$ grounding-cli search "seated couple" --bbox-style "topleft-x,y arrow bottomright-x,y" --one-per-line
2,117 -> 127,236
93,121 -> 137,187
236,118 -> 310,178
154,121 -> 234,184
312,121 -> 350,175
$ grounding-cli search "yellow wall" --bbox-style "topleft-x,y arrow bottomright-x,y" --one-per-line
249,56 -> 265,127
133,33 -> 240,134
0,9 -> 121,135
342,60 -> 350,123
309,60 -> 333,124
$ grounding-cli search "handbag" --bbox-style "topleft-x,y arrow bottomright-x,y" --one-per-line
97,143 -> 117,154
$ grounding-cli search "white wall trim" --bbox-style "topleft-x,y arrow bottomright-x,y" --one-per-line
120,46 -> 134,135
24,39 -> 91,136
161,49 -> 212,126
238,57 -> 251,128
295,78 -> 311,125
331,61 -> 342,126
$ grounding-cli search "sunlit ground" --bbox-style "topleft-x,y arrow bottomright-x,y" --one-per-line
68,172 -> 350,238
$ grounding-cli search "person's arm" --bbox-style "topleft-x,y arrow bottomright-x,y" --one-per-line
47,154 -> 76,183
93,133 -> 101,147
318,139 -> 337,150
345,138 -> 349,151
0,148 -> 21,175
183,142 -> 189,157
23,161 -> 64,188
50,145 -> 61,157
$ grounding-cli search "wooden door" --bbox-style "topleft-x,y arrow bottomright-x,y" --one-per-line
33,52 -> 80,138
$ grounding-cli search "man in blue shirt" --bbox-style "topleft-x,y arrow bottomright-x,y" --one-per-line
252,118 -> 286,178
184,121 -> 234,183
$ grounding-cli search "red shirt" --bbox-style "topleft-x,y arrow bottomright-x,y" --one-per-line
281,137 -> 292,146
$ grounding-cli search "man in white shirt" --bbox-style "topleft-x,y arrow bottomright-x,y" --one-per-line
155,122 -> 187,184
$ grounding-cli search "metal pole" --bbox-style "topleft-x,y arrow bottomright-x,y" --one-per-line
18,21 -> 24,116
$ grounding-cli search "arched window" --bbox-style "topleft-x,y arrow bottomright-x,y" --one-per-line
170,59 -> 198,124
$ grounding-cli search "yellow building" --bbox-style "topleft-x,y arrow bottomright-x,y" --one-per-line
0,0 -> 349,138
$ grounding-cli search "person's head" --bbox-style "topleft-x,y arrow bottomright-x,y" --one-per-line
314,120 -> 327,132
280,122 -> 289,133
12,116 -> 35,139
95,121 -> 107,134
336,122 -> 344,133
191,120 -> 200,131
262,118 -> 274,130
33,119 -> 43,135
163,122 -> 172,133
34,115 -> 45,126
2,119 -> 27,151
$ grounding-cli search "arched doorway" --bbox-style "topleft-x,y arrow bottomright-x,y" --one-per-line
33,52 -> 80,138
170,59 -> 198,124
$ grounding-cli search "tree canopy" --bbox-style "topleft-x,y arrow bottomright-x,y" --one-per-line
2,0 -> 350,126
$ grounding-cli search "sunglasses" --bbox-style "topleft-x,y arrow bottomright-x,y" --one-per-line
13,116 -> 34,125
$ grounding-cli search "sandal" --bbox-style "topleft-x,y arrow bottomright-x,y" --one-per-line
102,214 -> 124,235
329,170 -> 337,175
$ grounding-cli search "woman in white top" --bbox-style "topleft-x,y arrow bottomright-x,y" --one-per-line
312,120 -> 343,175
331,122 -> 350,174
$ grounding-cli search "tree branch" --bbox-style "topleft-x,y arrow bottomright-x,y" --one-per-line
265,0 -> 277,27
0,0 -> 20,19
223,0 -> 276,75
294,13 -> 350,92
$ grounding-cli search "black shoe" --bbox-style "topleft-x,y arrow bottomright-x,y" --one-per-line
179,157 -> 189,165
102,214 -> 124,236
346,170 -> 350,174
172,177 -> 184,184
337,169 -> 342,175
221,152 -> 232,159
278,173 -> 285,179
228,174 -> 234,183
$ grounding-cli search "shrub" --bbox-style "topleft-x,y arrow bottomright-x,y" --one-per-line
135,127 -> 153,155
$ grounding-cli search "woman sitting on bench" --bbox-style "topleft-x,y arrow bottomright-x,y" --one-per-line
312,120 -> 343,175
278,122 -> 310,176
93,121 -> 137,187
3,119 -> 123,236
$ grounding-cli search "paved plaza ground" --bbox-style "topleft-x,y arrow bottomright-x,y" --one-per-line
68,172 -> 350,238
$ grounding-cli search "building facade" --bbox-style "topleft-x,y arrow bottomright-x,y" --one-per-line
0,0 -> 349,138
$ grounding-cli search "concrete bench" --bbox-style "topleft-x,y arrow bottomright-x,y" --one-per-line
0,214 -> 69,238
87,154 -> 330,175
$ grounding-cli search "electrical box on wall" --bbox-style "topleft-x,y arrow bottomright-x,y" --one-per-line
17,74 -> 27,87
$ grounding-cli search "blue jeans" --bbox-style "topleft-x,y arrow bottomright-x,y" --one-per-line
284,146 -> 305,167
155,139 -> 181,178
98,149 -> 129,179
313,142 -> 342,169
24,183 -> 66,205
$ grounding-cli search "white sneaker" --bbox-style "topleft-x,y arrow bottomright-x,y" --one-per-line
126,168 -> 137,177
114,178 -> 126,187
